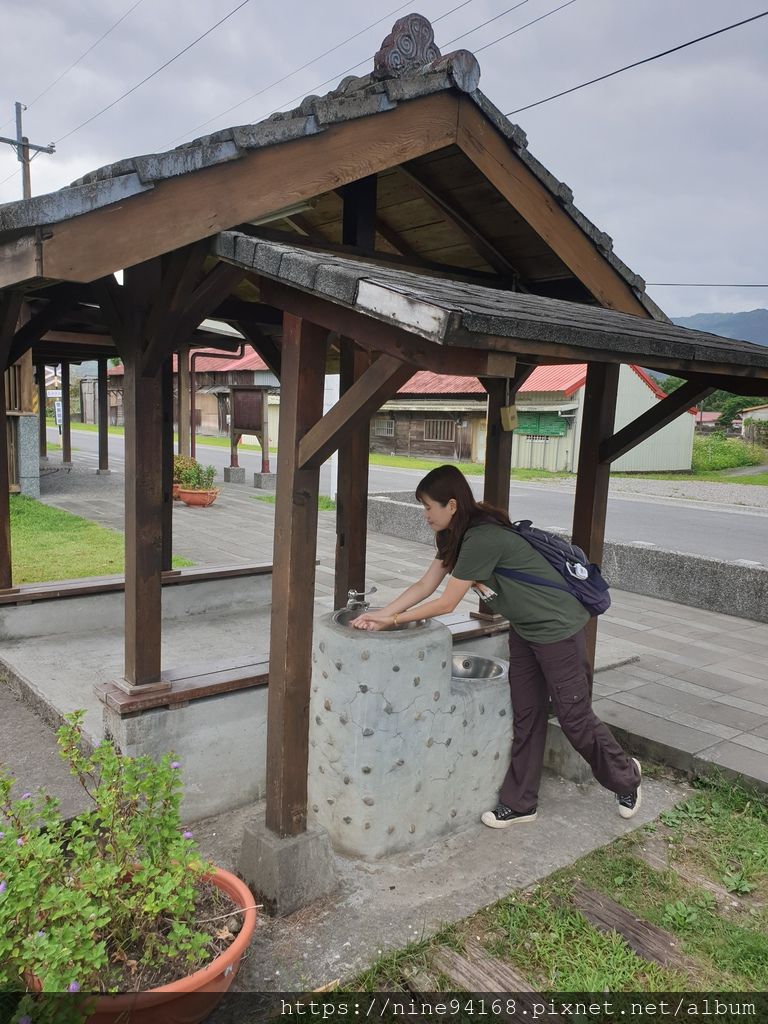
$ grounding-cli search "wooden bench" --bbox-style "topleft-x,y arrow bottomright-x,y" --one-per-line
0,563 -> 274,606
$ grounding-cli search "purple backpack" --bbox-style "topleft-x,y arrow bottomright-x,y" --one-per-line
492,519 -> 611,617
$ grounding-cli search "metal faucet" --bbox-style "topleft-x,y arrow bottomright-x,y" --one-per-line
346,586 -> 377,612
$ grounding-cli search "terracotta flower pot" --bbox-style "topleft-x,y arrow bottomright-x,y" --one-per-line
83,866 -> 257,1024
177,488 -> 219,508
172,483 -> 181,500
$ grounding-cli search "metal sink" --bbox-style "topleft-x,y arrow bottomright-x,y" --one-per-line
332,608 -> 427,630
451,653 -> 506,681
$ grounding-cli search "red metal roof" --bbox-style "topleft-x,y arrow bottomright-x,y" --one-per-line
108,347 -> 269,376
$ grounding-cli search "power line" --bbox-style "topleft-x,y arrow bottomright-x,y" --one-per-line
440,0 -> 534,49
170,0 -> 480,147
167,0 -> 418,146
505,8 -> 768,116
54,0 -> 253,145
475,0 -> 578,54
648,283 -> 768,288
0,0 -> 147,131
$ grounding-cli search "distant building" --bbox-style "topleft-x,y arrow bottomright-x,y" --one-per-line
371,363 -> 695,471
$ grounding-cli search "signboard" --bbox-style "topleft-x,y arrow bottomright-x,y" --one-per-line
514,411 -> 567,437
47,389 -> 63,398
54,400 -> 63,428
231,387 -> 263,433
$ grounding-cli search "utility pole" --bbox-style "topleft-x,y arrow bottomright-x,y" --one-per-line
0,102 -> 55,199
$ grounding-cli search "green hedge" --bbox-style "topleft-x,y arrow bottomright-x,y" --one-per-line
691,433 -> 767,472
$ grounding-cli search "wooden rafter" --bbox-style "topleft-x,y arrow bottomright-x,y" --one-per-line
236,322 -> 282,379
399,161 -> 525,286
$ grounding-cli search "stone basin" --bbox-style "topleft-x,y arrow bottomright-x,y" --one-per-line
451,652 -> 506,681
331,608 -> 427,630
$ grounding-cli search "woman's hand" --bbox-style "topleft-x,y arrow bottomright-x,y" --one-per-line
350,611 -> 396,631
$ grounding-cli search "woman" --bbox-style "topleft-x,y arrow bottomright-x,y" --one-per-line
351,464 -> 641,828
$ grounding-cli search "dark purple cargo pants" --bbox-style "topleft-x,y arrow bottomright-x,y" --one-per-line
499,626 -> 640,812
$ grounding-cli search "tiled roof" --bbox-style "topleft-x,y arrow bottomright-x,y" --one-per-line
0,14 -> 662,320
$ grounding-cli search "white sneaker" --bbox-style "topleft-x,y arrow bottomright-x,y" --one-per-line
617,758 -> 642,819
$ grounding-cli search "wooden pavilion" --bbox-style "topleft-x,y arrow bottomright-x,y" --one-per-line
1,15 -> 767,843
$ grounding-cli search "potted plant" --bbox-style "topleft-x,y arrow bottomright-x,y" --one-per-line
172,455 -> 197,500
0,711 -> 257,1024
177,463 -> 219,508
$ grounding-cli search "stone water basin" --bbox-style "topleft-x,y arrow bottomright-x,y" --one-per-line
331,607 -> 427,630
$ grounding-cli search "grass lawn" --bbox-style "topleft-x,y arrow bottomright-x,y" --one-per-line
10,496 -> 192,583
615,470 -> 768,486
352,771 -> 768,994
48,420 -> 276,453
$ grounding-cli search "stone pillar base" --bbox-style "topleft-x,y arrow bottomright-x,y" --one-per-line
96,468 -> 112,476
224,466 -> 246,483
543,720 -> 594,785
253,472 -> 277,490
238,808 -> 338,917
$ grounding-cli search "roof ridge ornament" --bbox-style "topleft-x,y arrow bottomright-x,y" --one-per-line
372,13 -> 480,92
374,13 -> 441,78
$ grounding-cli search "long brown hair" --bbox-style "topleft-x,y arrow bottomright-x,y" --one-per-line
415,464 -> 512,571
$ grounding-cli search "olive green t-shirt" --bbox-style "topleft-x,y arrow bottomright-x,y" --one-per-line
452,523 -> 590,644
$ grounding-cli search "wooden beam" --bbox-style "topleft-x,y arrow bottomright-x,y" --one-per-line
7,300 -> 70,364
457,97 -> 650,316
600,380 -> 714,465
339,176 -> 377,252
60,361 -> 72,464
0,371 -> 12,589
162,263 -> 245,367
399,162 -> 525,285
256,277 -> 518,378
299,353 -> 414,470
177,345 -> 191,455
37,363 -> 47,459
161,357 -> 174,572
33,93 -> 460,285
145,239 -> 210,347
572,362 -> 620,675
97,357 -> 109,472
235,322 -> 281,379
374,213 -> 422,262
266,313 -> 327,837
0,291 -> 24,370
334,341 -> 372,608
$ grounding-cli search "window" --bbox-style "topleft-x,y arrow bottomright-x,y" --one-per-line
372,417 -> 394,437
424,419 -> 455,442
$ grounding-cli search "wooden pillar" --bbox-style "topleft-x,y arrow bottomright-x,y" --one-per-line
571,362 -> 620,672
0,370 -> 11,589
161,357 -> 174,572
482,378 -> 515,510
61,361 -> 72,465
334,340 -> 371,607
37,364 -> 47,459
266,313 -> 327,837
334,174 -> 377,608
177,345 -> 190,455
121,348 -> 164,688
97,358 -> 109,472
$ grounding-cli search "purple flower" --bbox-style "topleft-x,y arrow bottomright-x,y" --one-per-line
19,1016 -> 31,1024
0,831 -> 4,838
171,761 -> 181,769
68,981 -> 81,992
36,929 -> 46,938
21,791 -> 32,799
0,880 -> 6,895
16,837 -> 24,847
182,830 -> 193,840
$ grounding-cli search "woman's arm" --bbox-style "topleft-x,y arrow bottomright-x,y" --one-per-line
352,570 -> 473,631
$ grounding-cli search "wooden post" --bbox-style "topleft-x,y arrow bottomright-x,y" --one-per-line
37,363 -> 47,459
121,347 -> 165,689
161,357 -> 174,572
97,358 -> 109,473
178,345 -> 190,455
0,370 -> 11,590
266,313 -> 327,837
334,174 -> 377,608
334,340 -> 371,608
571,362 -> 620,673
61,361 -> 72,464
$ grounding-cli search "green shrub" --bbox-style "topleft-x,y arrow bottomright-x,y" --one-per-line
172,454 -> 197,484
178,463 -> 216,490
691,433 -> 766,472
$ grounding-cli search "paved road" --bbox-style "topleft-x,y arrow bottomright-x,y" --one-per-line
49,427 -> 768,565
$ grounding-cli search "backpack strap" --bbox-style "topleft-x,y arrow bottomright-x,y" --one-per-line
494,564 -> 573,595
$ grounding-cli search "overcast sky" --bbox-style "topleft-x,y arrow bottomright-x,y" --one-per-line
0,0 -> 765,317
